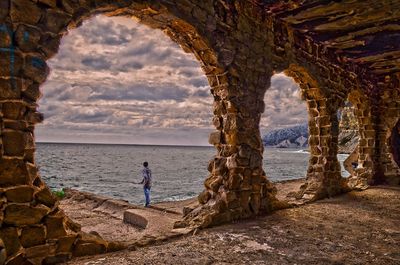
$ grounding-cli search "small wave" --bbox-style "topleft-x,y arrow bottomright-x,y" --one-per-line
277,149 -> 309,154
162,194 -> 197,202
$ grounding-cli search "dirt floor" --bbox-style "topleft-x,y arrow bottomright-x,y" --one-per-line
63,185 -> 400,265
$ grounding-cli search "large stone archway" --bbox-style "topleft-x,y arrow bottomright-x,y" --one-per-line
1,0 -> 400,264
0,1 -> 279,263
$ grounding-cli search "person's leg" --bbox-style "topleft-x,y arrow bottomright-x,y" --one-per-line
144,188 -> 150,207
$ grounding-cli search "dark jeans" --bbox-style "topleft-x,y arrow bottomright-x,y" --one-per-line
144,187 -> 151,207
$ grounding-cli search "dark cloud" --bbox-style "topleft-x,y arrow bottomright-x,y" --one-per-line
87,82 -> 190,102
69,110 -> 111,123
192,89 -> 210,98
189,77 -> 209,87
81,57 -> 112,70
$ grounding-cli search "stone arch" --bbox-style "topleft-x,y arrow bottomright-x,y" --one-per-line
346,88 -> 376,188
283,64 -> 348,202
338,100 -> 359,178
1,1 -> 281,263
389,119 -> 400,173
379,89 -> 400,185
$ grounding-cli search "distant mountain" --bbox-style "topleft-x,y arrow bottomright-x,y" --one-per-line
262,105 -> 359,153
262,124 -> 308,148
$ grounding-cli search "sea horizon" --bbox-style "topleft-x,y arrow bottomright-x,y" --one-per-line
35,141 -> 214,148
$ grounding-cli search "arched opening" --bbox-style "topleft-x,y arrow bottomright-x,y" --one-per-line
261,73 -> 309,200
35,14 -> 216,241
277,64 -> 347,201
337,101 -> 359,178
390,119 -> 400,169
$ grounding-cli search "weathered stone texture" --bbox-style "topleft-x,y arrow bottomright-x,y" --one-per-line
0,0 -> 399,263
20,226 -> 47,248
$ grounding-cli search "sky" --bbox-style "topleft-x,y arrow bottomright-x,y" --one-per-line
35,16 -> 308,146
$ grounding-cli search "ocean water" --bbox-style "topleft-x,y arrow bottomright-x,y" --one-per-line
36,143 -> 349,205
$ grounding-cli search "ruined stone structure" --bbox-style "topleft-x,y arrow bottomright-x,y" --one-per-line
0,0 -> 399,263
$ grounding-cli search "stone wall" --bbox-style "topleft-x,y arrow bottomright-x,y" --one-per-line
0,0 -> 399,263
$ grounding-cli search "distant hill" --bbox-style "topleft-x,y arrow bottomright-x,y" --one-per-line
263,104 -> 359,153
262,124 -> 308,148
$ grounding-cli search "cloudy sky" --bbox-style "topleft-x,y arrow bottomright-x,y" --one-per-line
35,16 -> 307,146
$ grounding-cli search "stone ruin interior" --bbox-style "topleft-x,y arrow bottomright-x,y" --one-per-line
0,0 -> 399,264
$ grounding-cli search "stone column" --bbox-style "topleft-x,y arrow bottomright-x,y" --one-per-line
285,66 -> 348,201
375,88 -> 400,185
186,66 -> 278,227
347,89 -> 376,188
0,3 -> 112,264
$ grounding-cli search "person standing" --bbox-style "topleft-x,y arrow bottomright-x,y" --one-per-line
139,161 -> 152,207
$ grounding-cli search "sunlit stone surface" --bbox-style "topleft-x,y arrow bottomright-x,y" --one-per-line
0,0 -> 399,263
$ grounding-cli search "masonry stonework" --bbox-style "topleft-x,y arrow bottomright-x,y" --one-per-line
0,0 -> 399,264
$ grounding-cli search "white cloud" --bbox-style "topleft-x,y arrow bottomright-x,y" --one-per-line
36,16 -> 307,145
37,15 -> 213,145
261,73 -> 308,134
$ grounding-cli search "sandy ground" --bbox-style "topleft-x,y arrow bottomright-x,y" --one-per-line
60,180 -> 305,244
60,189 -> 189,243
62,184 -> 400,265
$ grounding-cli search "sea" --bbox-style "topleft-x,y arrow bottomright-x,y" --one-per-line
36,143 -> 350,205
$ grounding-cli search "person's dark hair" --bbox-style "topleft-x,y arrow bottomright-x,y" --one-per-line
143,162 -> 148,167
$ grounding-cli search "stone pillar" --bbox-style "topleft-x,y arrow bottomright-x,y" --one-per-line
348,86 -> 400,187
376,88 -> 400,185
346,89 -> 376,188
0,3 -> 112,264
389,120 -> 400,171
285,66 -> 348,201
187,67 -> 278,227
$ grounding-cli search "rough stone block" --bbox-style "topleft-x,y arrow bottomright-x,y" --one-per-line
3,120 -> 28,131
123,209 -> 148,229
60,0 -> 80,14
2,130 -> 27,156
198,190 -> 211,204
208,131 -> 221,145
35,187 -> 58,208
5,185 -> 34,203
25,243 -> 56,259
22,83 -> 42,102
73,232 -> 107,257
0,159 -> 30,187
2,252 -> 27,265
23,56 -> 49,83
0,50 -> 23,77
4,204 -> 50,226
56,235 -> 77,253
20,226 -> 47,248
2,102 -> 26,120
11,0 -> 42,24
204,176 -> 222,192
45,214 -> 67,239
43,10 -> 71,33
0,227 -> 21,256
39,34 -> 61,58
15,24 -> 42,52
25,148 -> 35,163
0,78 -> 22,100
227,174 -> 242,190
72,242 -> 106,257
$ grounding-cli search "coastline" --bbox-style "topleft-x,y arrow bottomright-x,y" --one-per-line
59,178 -> 307,244
63,183 -> 400,265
